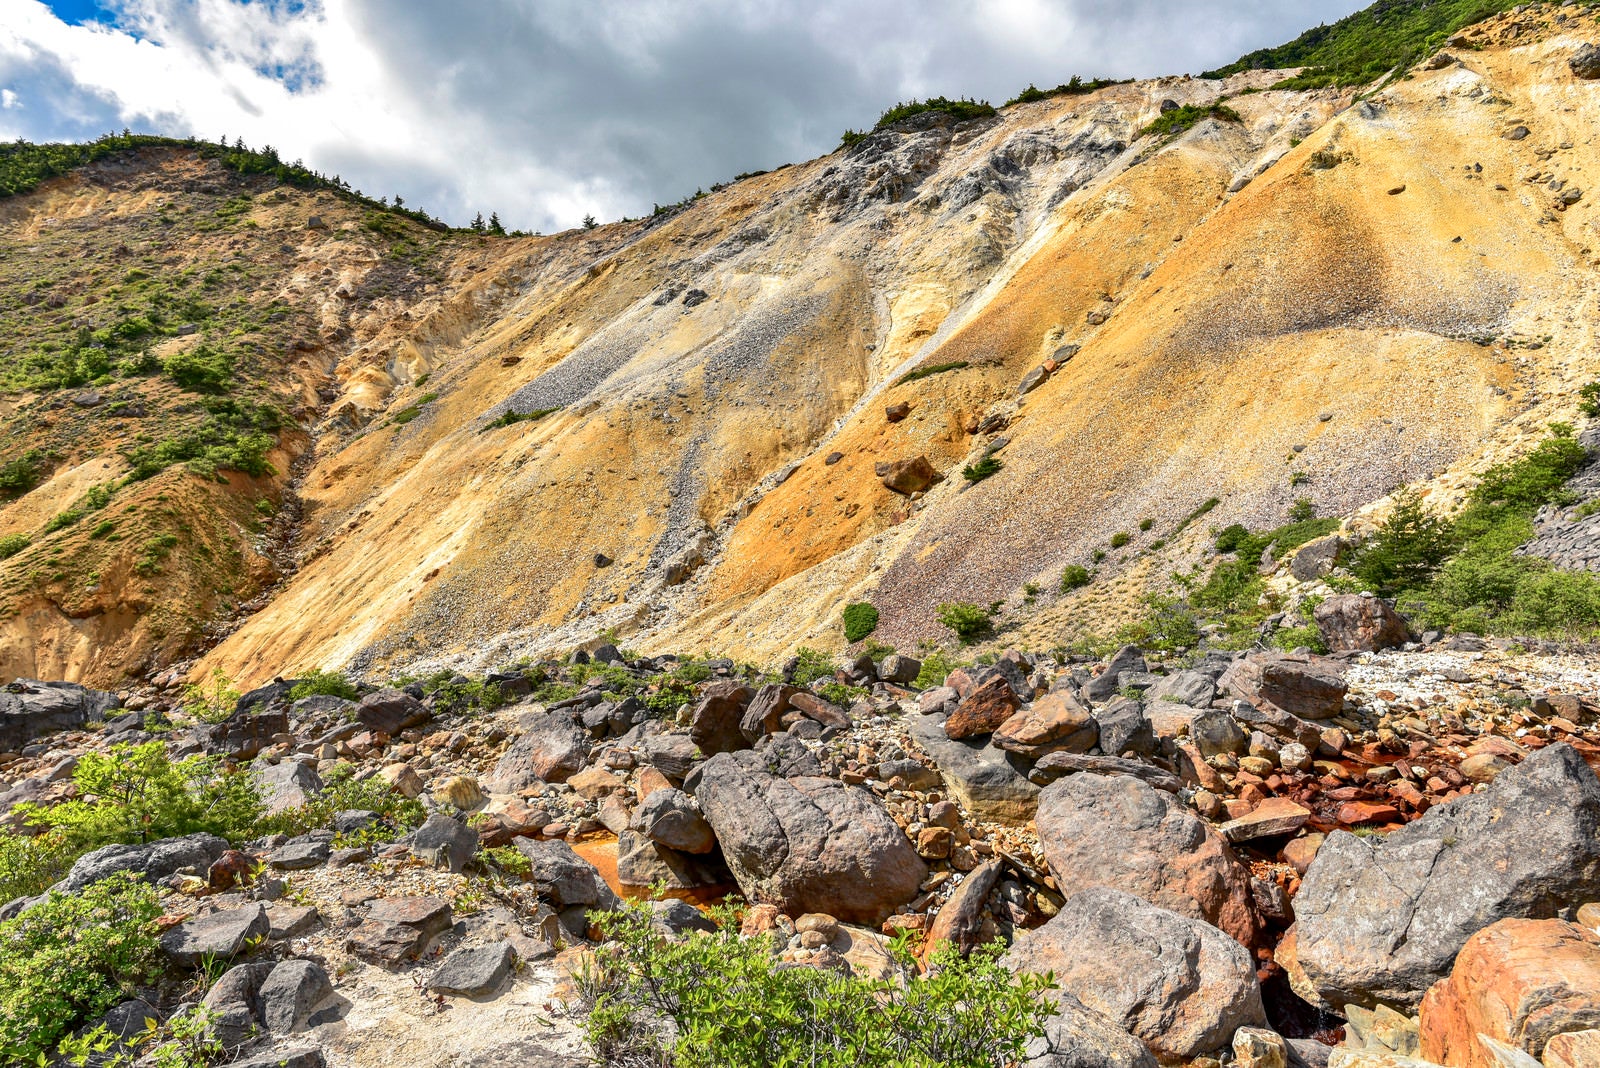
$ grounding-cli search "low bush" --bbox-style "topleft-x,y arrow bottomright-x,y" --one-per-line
1109,531 -> 1131,549
1580,381 -> 1600,418
577,903 -> 1053,1068
894,360 -> 969,387
913,648 -> 962,689
0,450 -> 45,497
480,406 -> 560,432
258,763 -> 424,843
1005,76 -> 1129,106
183,666 -> 240,724
842,602 -> 879,642
962,457 -> 1002,482
289,668 -> 359,701
0,873 -> 163,1062
1138,101 -> 1242,141
1059,564 -> 1091,592
935,602 -> 993,644
162,345 -> 233,393
0,532 -> 29,559
790,647 -> 837,686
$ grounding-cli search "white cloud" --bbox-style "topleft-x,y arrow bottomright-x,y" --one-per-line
0,0 -> 1367,232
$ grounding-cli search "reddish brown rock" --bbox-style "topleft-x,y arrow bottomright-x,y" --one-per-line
1220,797 -> 1311,843
789,692 -> 850,730
1282,833 -> 1325,875
1219,652 -> 1348,721
879,456 -> 936,495
1338,800 -> 1402,826
945,675 -> 1022,740
885,401 -> 911,422
992,691 -> 1098,757
689,689 -> 751,756
925,859 -> 1002,957
1313,593 -> 1413,653
1419,918 -> 1600,1068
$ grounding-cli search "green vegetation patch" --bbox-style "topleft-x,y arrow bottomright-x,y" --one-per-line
895,361 -> 969,387
935,601 -> 993,644
481,405 -> 561,432
841,97 -> 997,147
1005,76 -> 1131,106
842,602 -> 880,643
962,456 -> 1003,483
1202,0 -> 1519,89
1138,102 -> 1243,141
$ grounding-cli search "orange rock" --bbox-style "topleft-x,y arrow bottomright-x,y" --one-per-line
1418,918 -> 1600,1068
1338,800 -> 1401,826
945,675 -> 1021,740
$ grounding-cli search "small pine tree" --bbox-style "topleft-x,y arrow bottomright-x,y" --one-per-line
1351,489 -> 1455,595
488,212 -> 505,235
470,211 -> 485,232
583,213 -> 598,230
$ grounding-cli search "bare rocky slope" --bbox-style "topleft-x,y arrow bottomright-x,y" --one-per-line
0,10 -> 1597,688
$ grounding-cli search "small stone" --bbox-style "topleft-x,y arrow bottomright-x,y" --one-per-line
1233,1026 -> 1289,1068
428,941 -> 516,997
161,905 -> 270,967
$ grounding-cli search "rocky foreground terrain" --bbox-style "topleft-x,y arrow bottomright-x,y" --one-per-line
5,589 -> 1600,1067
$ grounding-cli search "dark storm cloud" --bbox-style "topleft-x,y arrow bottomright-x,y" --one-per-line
1,0 -> 1366,231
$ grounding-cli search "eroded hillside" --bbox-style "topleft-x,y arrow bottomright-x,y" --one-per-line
4,7 -> 1600,688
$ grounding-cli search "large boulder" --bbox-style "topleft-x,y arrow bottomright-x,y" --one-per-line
0,679 -> 120,751
355,689 -> 430,735
636,788 -> 716,854
992,691 -> 1097,758
205,708 -> 290,760
1036,772 -> 1257,945
1419,917 -> 1600,1068
688,684 -> 752,756
1219,652 -> 1347,721
945,675 -> 1022,740
161,904 -> 270,967
510,838 -> 619,910
1003,887 -> 1266,1061
55,833 -> 229,893
1083,646 -> 1146,704
347,896 -> 454,965
1287,743 -> 1600,1012
693,752 -> 925,924
740,684 -> 800,742
879,456 -> 936,495
1313,594 -> 1412,653
254,760 -> 323,815
907,710 -> 1039,823
489,711 -> 591,789
1024,992 -> 1159,1068
1569,42 -> 1600,79
925,859 -> 1002,957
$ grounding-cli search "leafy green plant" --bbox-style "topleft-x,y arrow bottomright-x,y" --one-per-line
16,742 -> 264,852
1288,496 -> 1317,522
962,457 -> 1003,482
842,602 -> 879,643
913,649 -> 962,689
1059,564 -> 1091,592
162,345 -> 233,393
1138,101 -> 1242,141
0,873 -> 163,1063
1580,381 -> 1600,418
935,602 -> 993,644
0,449 -> 46,497
1350,489 -> 1454,595
1109,531 -> 1131,549
288,668 -> 359,701
133,532 -> 180,576
43,508 -> 83,533
481,406 -> 561,432
1005,76 -> 1129,106
0,532 -> 29,559
577,903 -> 1053,1068
183,666 -> 241,724
0,827 -> 76,901
257,762 -> 424,842
790,647 -> 837,686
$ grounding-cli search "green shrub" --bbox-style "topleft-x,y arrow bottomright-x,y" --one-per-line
289,668 -> 359,701
962,457 -> 1003,482
1138,101 -> 1242,141
1288,496 -> 1317,522
790,647 -> 837,686
577,903 -> 1053,1068
0,450 -> 45,497
183,666 -> 240,724
842,602 -> 880,642
43,508 -> 83,533
480,406 -> 560,432
1005,76 -> 1128,106
1109,531 -> 1131,549
162,345 -> 233,393
1350,489 -> 1457,595
1138,518 -> 1154,532
873,97 -> 997,131
0,873 -> 163,1062
1580,381 -> 1600,418
1114,593 -> 1201,652
1271,624 -> 1328,653
913,649 -> 962,689
0,828 -> 76,901
1059,565 -> 1091,592
257,762 -> 424,842
0,532 -> 29,559
935,602 -> 993,644
17,742 -> 263,852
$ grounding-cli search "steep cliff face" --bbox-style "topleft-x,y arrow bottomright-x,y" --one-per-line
3,8 -> 1599,687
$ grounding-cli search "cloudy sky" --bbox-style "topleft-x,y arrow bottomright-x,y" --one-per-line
2,0 -> 1366,232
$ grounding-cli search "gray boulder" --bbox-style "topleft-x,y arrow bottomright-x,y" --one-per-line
1144,671 -> 1217,709
616,829 -> 728,889
411,814 -> 479,872
231,1049 -> 325,1068
254,761 -> 323,814
161,904 -> 270,967
693,752 -> 925,923
0,679 -> 120,751
355,688 -> 429,735
1004,887 -> 1265,1061
268,837 -> 330,871
1569,42 -> 1600,79
1093,698 -> 1155,757
511,838 -> 620,909
56,832 -> 228,893
428,941 -> 515,997
636,788 -> 716,854
259,959 -> 334,1033
1313,594 -> 1413,653
1083,646 -> 1146,704
1036,773 -> 1257,945
1191,708 -> 1248,758
203,963 -> 274,1046
1287,743 -> 1600,1012
1024,991 -> 1159,1068
907,710 -> 1039,823
1219,652 -> 1347,720
205,707 -> 289,760
347,896 -> 453,965
879,654 -> 922,685
489,711 -> 591,789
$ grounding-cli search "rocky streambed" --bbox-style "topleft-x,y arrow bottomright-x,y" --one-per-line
4,596 -> 1600,1067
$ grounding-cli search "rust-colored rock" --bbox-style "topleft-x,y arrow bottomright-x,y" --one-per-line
1220,651 -> 1348,721
926,859 -> 1002,956
1338,800 -> 1402,826
885,401 -> 911,422
1419,918 -> 1600,1068
945,675 -> 1022,739
992,690 -> 1097,757
879,456 -> 936,496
